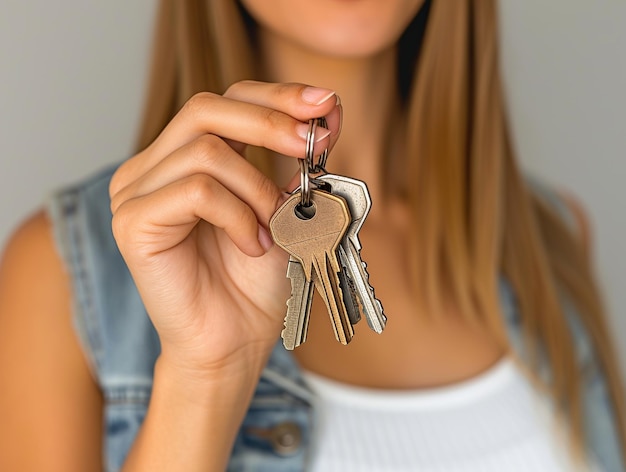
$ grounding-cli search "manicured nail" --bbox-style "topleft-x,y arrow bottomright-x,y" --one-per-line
295,122 -> 331,141
301,87 -> 336,105
258,225 -> 274,252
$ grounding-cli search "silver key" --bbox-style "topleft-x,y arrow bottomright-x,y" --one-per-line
317,174 -> 387,333
281,257 -> 314,350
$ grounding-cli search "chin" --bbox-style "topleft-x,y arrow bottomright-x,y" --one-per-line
301,23 -> 402,59
240,0 -> 424,59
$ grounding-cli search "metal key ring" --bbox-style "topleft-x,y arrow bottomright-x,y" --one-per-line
300,119 -> 316,207
300,118 -> 330,206
314,117 -> 329,172
305,118 -> 329,174
305,118 -> 317,175
299,157 -> 310,207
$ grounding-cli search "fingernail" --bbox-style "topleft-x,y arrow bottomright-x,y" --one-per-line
258,225 -> 274,252
295,122 -> 331,142
301,87 -> 336,105
335,94 -> 341,106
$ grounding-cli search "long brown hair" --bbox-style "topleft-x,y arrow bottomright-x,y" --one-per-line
135,0 -> 625,464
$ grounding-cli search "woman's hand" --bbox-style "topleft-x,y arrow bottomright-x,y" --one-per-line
109,81 -> 341,379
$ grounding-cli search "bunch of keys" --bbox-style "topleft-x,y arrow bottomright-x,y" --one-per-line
269,118 -> 387,350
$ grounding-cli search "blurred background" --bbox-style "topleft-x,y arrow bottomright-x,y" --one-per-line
0,0 -> 625,381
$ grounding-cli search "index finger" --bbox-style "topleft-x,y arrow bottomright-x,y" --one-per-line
224,81 -> 342,155
149,82 -> 340,164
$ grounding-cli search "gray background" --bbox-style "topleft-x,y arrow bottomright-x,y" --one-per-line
1,1 -> 625,380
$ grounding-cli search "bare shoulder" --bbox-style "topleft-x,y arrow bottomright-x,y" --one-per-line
0,210 -> 103,470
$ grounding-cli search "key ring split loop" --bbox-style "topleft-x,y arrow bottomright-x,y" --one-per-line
300,117 -> 329,207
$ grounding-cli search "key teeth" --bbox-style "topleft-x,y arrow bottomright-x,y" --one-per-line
282,257 -> 315,351
339,257 -> 361,326
281,267 -> 304,350
338,240 -> 387,335
358,257 -> 387,332
282,279 -> 309,350
346,274 -> 360,316
281,301 -> 294,350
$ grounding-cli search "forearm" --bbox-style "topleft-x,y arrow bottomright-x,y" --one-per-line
121,354 -> 266,472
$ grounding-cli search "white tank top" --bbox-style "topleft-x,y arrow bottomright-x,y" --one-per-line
302,356 -> 602,472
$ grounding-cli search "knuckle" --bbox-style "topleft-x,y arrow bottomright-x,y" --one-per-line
233,203 -> 257,234
251,173 -> 279,207
182,174 -> 216,205
109,193 -> 122,214
182,91 -> 217,119
224,80 -> 255,98
260,108 -> 284,134
109,160 -> 132,199
274,82 -> 304,100
110,204 -> 133,245
108,178 -> 121,206
111,204 -> 150,260
188,135 -> 227,170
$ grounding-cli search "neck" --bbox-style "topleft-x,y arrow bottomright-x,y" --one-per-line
258,31 -> 401,203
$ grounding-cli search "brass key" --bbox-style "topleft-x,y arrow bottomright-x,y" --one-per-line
270,189 -> 354,345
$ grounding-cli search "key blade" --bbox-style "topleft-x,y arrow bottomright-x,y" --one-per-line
288,258 -> 313,347
282,257 -> 313,350
337,246 -> 361,325
313,253 -> 354,345
341,240 -> 387,333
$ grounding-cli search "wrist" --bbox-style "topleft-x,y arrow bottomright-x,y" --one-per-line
123,349 -> 267,471
155,343 -> 271,399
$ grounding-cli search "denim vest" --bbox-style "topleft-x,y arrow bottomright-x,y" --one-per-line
47,164 -> 624,471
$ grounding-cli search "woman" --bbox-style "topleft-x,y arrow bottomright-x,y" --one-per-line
0,0 -> 624,470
